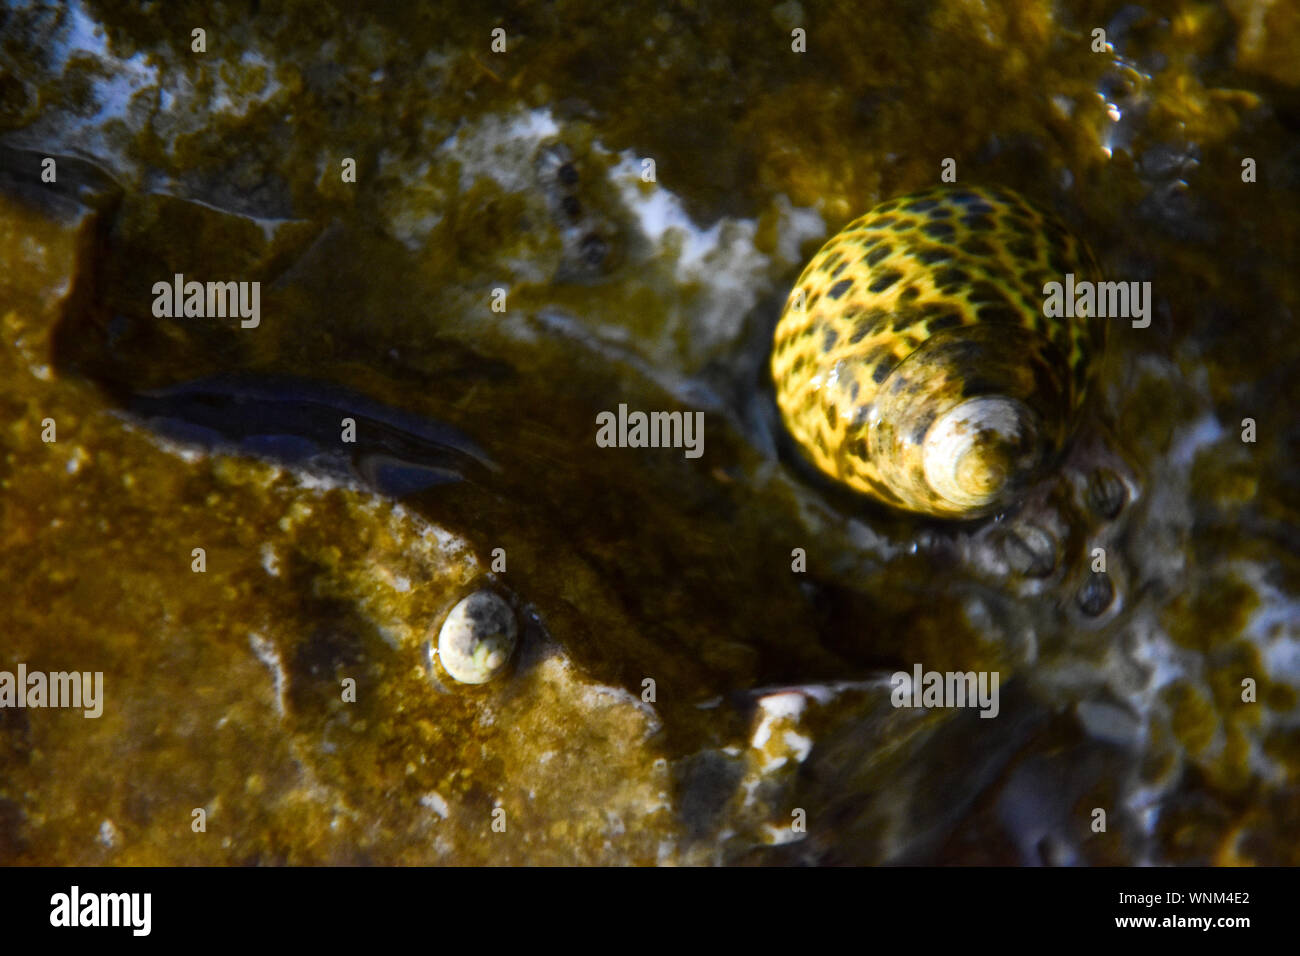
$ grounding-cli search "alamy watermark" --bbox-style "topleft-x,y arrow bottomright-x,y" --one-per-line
1042,273 -> 1151,329
890,664 -> 999,718
152,273 -> 260,328
595,403 -> 704,459
0,664 -> 103,718
50,886 -> 150,936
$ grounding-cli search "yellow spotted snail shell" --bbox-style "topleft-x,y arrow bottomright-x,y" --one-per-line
771,184 -> 1105,519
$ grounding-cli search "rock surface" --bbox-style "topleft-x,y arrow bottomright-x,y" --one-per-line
0,0 -> 1298,864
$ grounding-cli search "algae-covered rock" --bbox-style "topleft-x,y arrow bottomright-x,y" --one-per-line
1,0 -> 1298,865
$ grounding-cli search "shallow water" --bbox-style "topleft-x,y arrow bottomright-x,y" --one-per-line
0,0 -> 1297,864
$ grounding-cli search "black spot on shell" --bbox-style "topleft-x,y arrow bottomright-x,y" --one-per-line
915,248 -> 952,265
850,380 -> 860,401
865,244 -> 892,266
907,199 -> 939,212
848,324 -> 870,344
871,359 -> 894,383
922,221 -> 956,241
899,286 -> 920,302
877,201 -> 900,213
864,475 -> 903,503
890,310 -> 920,332
960,238 -> 995,257
868,270 -> 903,293
949,191 -> 982,204
871,216 -> 897,230
977,304 -> 1023,324
934,266 -> 970,287
966,282 -> 1007,305
967,202 -> 996,216
891,218 -> 917,231
927,312 -> 963,332
823,327 -> 838,350
962,216 -> 996,231
988,187 -> 1023,207
911,409 -> 936,444
828,279 -> 853,300
1008,238 -> 1037,260
927,205 -> 953,219
862,343 -> 894,367
824,402 -> 838,430
1003,211 -> 1039,235
830,260 -> 848,279
562,195 -> 582,219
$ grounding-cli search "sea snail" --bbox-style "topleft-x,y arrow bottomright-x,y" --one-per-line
436,589 -> 518,684
771,184 -> 1105,519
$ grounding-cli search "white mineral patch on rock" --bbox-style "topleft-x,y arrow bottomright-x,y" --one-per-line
13,0 -> 286,184
380,103 -> 825,374
608,151 -> 823,358
745,691 -> 816,797
438,108 -> 561,194
420,791 -> 450,818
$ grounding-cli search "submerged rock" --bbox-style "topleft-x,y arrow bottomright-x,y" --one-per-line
0,0 -> 1297,865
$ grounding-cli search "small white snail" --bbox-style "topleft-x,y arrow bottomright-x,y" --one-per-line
436,590 -> 517,684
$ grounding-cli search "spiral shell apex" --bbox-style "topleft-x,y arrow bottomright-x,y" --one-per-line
771,185 -> 1105,519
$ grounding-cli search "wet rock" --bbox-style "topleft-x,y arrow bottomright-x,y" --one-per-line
1,0 -> 1297,867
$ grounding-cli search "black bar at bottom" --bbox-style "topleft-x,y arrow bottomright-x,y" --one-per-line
0,865 -> 1283,943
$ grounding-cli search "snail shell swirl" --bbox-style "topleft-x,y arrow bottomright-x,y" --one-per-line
771,185 -> 1105,519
